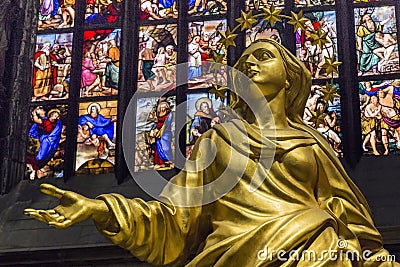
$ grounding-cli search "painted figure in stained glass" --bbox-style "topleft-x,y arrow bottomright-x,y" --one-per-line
188,0 -> 227,15
135,97 -> 175,171
188,20 -> 227,89
38,0 -> 76,30
359,80 -> 400,155
27,106 -> 66,180
246,19 -> 283,47
81,30 -> 121,97
85,0 -> 123,25
33,35 -> 72,101
138,25 -> 177,92
245,0 -> 284,11
295,0 -> 334,7
303,85 -> 342,156
76,102 -> 116,170
140,0 -> 177,20
150,99 -> 174,169
296,12 -> 337,79
355,7 -> 398,75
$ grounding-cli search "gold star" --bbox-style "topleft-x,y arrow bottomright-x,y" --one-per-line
287,10 -> 309,32
311,111 -> 327,128
236,10 -> 258,31
219,27 -> 238,48
321,82 -> 340,104
207,53 -> 226,72
262,5 -> 282,27
310,27 -> 329,48
209,83 -> 228,101
321,57 -> 342,77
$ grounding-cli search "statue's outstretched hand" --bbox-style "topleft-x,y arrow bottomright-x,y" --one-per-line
24,183 -> 104,229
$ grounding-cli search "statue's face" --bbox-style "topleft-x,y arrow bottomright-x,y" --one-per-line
243,42 -> 287,97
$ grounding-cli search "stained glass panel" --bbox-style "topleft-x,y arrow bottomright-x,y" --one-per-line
76,101 -> 117,174
38,0 -> 76,30
296,11 -> 338,79
81,29 -> 121,98
246,20 -> 283,47
295,0 -> 334,8
188,20 -> 227,89
32,34 -> 73,102
85,0 -> 124,25
140,0 -> 178,20
135,96 -> 176,171
303,84 -> 343,157
137,24 -> 178,92
186,93 -> 226,158
359,80 -> 400,155
246,0 -> 284,11
26,104 -> 67,180
188,0 -> 227,16
354,6 -> 399,76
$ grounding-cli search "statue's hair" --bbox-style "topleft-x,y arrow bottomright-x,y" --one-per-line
230,39 -> 312,124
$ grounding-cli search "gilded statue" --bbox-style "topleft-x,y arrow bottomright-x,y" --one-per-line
25,39 -> 399,266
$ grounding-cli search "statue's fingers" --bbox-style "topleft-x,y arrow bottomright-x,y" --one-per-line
24,209 -> 48,224
40,184 -> 66,199
48,219 -> 72,229
38,210 -> 60,223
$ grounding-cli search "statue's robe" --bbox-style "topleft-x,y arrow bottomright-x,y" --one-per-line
95,119 -> 397,267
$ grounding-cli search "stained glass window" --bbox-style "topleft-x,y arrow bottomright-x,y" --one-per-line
26,104 -> 68,180
140,0 -> 178,20
189,0 -> 227,16
295,0 -> 334,8
246,0 -> 284,10
85,0 -> 124,25
137,24 -> 178,92
354,6 -> 399,76
246,20 -> 283,47
76,101 -> 117,174
186,93 -> 226,158
296,11 -> 338,79
135,96 -> 176,171
359,80 -> 400,156
38,0 -> 76,30
188,20 -> 227,89
303,84 -> 343,157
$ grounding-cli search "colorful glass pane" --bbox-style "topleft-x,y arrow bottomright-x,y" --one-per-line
188,0 -> 227,16
246,20 -> 283,47
354,6 -> 399,76
85,0 -> 124,25
135,96 -> 176,171
81,29 -> 121,98
32,34 -> 73,102
188,20 -> 227,90
186,93 -> 226,158
303,84 -> 343,157
359,80 -> 400,155
295,0 -> 334,7
296,11 -> 338,79
75,101 -> 117,174
137,24 -> 178,92
140,0 -> 178,20
38,0 -> 76,30
246,0 -> 284,11
26,104 -> 68,180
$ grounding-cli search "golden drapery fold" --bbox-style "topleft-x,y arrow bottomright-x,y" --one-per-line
95,119 -> 398,266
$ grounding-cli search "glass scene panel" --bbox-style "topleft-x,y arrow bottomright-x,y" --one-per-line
135,96 -> 176,171
354,0 -> 382,3
245,0 -> 284,11
354,6 -> 399,76
359,80 -> 400,155
296,11 -> 338,79
26,104 -> 68,180
76,101 -> 117,174
38,0 -> 76,30
303,84 -> 343,157
295,0 -> 335,8
32,33 -> 73,102
186,93 -> 226,158
188,0 -> 227,16
137,24 -> 178,92
188,20 -> 227,90
246,20 -> 283,47
85,0 -> 124,25
81,29 -> 121,98
140,0 -> 178,20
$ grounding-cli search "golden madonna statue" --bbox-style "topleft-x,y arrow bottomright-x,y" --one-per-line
25,39 -> 399,266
